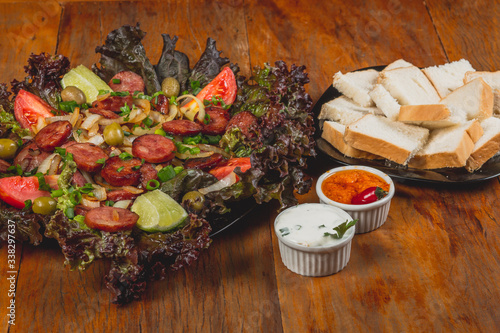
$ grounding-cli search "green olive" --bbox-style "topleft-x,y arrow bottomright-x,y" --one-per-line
181,191 -> 205,212
0,138 -> 18,159
61,86 -> 86,104
32,196 -> 57,215
103,122 -> 124,146
161,77 -> 180,98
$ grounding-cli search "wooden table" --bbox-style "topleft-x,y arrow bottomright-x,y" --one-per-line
1,0 -> 499,332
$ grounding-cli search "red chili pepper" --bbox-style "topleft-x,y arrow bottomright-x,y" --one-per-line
351,186 -> 388,205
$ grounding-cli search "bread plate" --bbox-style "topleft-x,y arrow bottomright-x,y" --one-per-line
313,65 -> 500,184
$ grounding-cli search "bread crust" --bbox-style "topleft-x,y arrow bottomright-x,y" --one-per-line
344,128 -> 412,165
398,104 -> 451,121
466,122 -> 500,172
408,131 -> 475,169
321,122 -> 379,159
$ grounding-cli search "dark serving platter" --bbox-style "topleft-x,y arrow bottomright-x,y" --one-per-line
208,198 -> 257,236
312,66 -> 500,184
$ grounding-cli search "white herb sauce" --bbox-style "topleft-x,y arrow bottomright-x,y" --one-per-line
275,204 -> 354,247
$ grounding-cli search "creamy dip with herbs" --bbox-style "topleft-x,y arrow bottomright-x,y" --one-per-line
275,204 -> 355,247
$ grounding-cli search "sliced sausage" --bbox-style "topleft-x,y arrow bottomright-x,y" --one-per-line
151,94 -> 169,114
227,111 -> 258,138
71,170 -> 87,187
184,153 -> 225,171
34,120 -> 72,152
66,143 -> 108,173
202,107 -> 230,135
14,142 -> 50,173
0,159 -> 11,173
74,205 -> 91,217
162,119 -> 203,136
108,71 -> 145,94
92,95 -> 134,112
132,134 -> 176,164
106,190 -> 140,202
84,206 -> 139,232
139,163 -> 158,188
89,108 -> 120,119
101,155 -> 142,187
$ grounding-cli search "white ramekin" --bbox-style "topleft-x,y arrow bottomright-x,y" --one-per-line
274,203 -> 355,277
316,165 -> 395,234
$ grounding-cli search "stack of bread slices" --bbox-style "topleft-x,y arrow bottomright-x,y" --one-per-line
318,59 -> 500,171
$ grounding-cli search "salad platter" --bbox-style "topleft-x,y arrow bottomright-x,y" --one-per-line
313,66 -> 500,184
0,24 -> 316,304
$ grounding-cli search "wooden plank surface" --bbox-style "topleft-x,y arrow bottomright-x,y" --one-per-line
0,0 -> 499,332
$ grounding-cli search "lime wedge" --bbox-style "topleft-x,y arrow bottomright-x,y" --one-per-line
131,190 -> 188,232
61,65 -> 112,103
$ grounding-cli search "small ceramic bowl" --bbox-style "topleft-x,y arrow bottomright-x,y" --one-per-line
316,165 -> 395,234
274,203 -> 355,277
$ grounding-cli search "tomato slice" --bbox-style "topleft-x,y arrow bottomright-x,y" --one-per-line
14,89 -> 56,129
182,67 -> 237,112
209,157 -> 251,180
0,176 -> 52,209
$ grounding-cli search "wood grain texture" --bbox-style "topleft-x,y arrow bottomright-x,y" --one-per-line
0,0 -> 499,332
425,0 -> 500,70
244,0 -> 448,102
0,1 -> 61,82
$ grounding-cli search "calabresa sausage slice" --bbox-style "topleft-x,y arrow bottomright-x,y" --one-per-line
162,119 -> 203,136
84,206 -> 139,232
89,108 -> 120,119
132,134 -> 176,163
34,120 -> 72,152
139,163 -> 158,188
184,153 -> 225,171
92,95 -> 134,112
13,142 -> 50,173
227,111 -> 258,138
66,143 -> 108,173
202,107 -> 230,135
101,156 -> 142,186
108,71 -> 145,94
106,189 -> 140,202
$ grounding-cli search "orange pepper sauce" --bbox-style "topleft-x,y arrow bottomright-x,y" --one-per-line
321,169 -> 390,204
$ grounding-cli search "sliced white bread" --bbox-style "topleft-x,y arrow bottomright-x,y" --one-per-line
321,121 -> 380,159
398,104 -> 467,129
369,84 -> 401,120
440,77 -> 493,120
383,59 -> 414,72
332,69 -> 379,107
466,117 -> 500,171
464,71 -> 500,87
422,59 -> 475,98
344,114 -> 429,165
318,96 -> 381,124
379,66 -> 441,105
408,120 -> 483,169
464,71 -> 500,115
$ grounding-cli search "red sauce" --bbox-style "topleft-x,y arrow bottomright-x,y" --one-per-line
321,169 -> 390,204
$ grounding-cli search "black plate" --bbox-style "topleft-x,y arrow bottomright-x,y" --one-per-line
312,66 -> 500,184
208,198 -> 257,236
